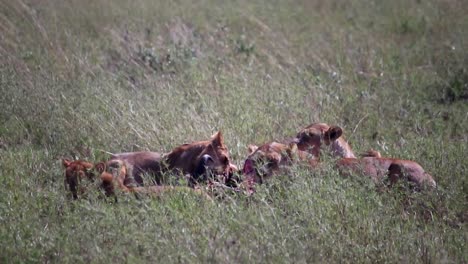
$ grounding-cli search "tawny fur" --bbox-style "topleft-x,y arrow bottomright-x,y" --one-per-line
242,141 -> 317,184
295,123 -> 356,159
243,122 -> 436,189
61,131 -> 236,199
337,157 -> 436,188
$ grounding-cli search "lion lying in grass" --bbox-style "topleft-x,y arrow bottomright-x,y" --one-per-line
62,131 -> 237,199
241,123 -> 436,190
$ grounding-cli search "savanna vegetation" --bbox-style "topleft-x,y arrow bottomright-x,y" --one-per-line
0,0 -> 466,262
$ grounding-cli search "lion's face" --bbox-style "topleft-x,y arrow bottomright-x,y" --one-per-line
295,123 -> 343,158
242,142 -> 296,184
191,131 -> 236,184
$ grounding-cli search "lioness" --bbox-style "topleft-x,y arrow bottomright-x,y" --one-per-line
98,131 -> 236,192
96,161 -> 211,199
161,131 -> 237,186
336,156 -> 437,188
243,123 -> 436,189
106,151 -> 163,186
242,142 -> 317,185
239,122 -> 346,186
295,123 -> 356,159
62,158 -> 139,199
62,131 -> 237,198
296,123 -> 436,188
62,158 -> 212,199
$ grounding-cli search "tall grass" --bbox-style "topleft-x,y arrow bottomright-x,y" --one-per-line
0,0 -> 466,262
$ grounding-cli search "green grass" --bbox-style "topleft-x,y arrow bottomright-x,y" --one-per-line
0,0 -> 467,262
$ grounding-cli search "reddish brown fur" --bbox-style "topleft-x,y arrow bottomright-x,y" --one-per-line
95,159 -> 130,196
162,131 -> 236,185
101,132 -> 233,187
62,159 -> 96,199
61,131 -> 235,199
96,131 -> 234,194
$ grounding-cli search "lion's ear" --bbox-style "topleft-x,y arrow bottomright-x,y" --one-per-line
62,159 -> 72,168
211,131 -> 224,146
325,126 -> 343,141
247,144 -> 258,155
95,162 -> 106,174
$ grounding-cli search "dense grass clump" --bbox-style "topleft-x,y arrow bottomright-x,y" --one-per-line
0,0 -> 466,262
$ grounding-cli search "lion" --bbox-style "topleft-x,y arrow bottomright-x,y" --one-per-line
241,141 -> 318,193
97,130 -> 236,193
242,122 -> 436,189
61,131 -> 237,198
95,161 -> 212,199
295,123 -> 356,159
296,123 -> 436,188
336,156 -> 437,188
107,131 -> 237,186
62,159 -> 97,199
62,158 -> 212,200
160,131 -> 237,187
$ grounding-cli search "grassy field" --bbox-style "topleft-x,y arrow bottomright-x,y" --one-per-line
0,0 -> 467,262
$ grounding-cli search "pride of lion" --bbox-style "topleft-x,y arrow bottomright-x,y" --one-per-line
62,123 -> 436,200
